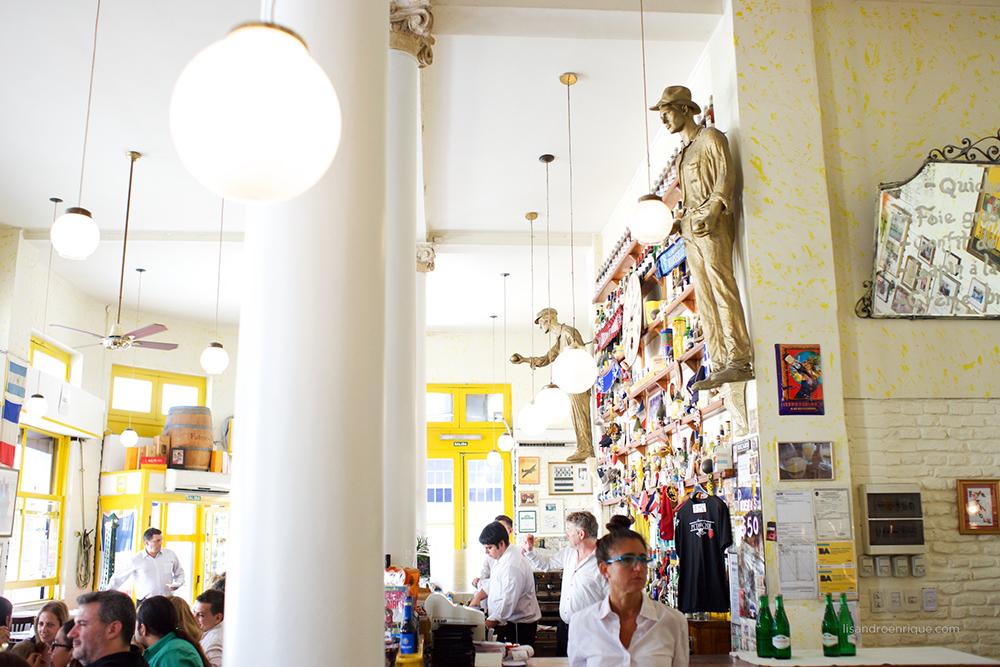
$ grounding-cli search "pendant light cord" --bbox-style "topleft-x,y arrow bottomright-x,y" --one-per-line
639,0 -> 652,193
544,162 -> 553,380
528,216 -> 536,397
262,0 -> 277,23
491,315 -> 497,440
78,0 -> 103,207
128,269 -> 144,430
116,154 -> 138,325
35,198 -> 61,397
502,272 -> 510,428
215,200 -> 225,341
565,81 -> 579,332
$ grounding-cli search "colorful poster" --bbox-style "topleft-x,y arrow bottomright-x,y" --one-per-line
775,344 -> 824,415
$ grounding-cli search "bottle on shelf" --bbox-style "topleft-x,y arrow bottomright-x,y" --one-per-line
838,592 -> 857,656
400,595 -> 417,654
755,595 -> 773,658
771,594 -> 792,659
822,593 -> 840,656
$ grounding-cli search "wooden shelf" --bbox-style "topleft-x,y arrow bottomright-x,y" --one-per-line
601,497 -> 624,506
593,238 -> 641,304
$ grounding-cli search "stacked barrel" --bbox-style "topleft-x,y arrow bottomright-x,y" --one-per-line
163,406 -> 214,471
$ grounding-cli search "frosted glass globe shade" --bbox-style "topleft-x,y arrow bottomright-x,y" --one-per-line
120,428 -> 139,447
50,207 -> 100,260
486,449 -> 502,466
170,23 -> 342,204
536,384 -> 571,424
497,433 -> 516,452
553,347 -> 598,394
517,402 -> 547,436
200,342 -> 230,375
631,195 -> 673,246
23,394 -> 48,418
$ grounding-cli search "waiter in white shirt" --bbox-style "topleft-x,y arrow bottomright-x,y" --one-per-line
105,527 -> 185,601
470,514 -> 514,612
523,510 -> 608,657
479,521 -> 541,646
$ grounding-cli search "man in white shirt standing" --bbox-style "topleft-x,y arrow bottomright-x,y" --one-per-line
193,589 -> 224,667
105,527 -> 185,601
523,511 -> 608,657
479,521 -> 541,646
470,514 -> 514,612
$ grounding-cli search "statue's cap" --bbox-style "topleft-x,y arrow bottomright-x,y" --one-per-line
649,85 -> 701,114
534,307 -> 558,324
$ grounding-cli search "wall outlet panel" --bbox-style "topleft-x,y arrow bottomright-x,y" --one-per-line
911,555 -> 925,577
876,555 -> 892,577
922,587 -> 938,612
860,555 -> 875,577
888,589 -> 904,612
892,555 -> 910,577
904,590 -> 921,612
871,589 -> 887,613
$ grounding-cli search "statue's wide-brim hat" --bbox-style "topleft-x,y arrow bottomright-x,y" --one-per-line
534,307 -> 558,324
649,85 -> 701,115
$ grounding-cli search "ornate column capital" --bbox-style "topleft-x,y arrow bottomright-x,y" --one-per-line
416,242 -> 436,273
390,1 -> 435,67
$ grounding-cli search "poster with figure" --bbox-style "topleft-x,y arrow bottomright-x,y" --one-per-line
775,344 -> 824,415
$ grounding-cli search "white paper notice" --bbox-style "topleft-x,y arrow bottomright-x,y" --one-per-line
775,489 -> 815,543
778,543 -> 818,599
813,488 -> 853,541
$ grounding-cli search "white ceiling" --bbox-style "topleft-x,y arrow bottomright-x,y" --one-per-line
0,0 -> 719,335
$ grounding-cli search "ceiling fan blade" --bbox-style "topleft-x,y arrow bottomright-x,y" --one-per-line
126,323 -> 168,340
133,341 -> 179,351
50,324 -> 105,339
73,343 -> 104,350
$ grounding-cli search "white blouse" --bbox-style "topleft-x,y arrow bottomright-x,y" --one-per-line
568,595 -> 689,667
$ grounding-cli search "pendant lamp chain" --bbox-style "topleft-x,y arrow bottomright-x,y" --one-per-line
117,152 -> 140,325
639,0 -> 653,192
76,0 -> 102,209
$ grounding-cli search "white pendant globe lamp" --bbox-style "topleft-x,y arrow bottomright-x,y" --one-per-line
25,198 -> 65,420
170,19 -> 342,204
497,272 -> 517,451
201,199 -> 230,375
536,383 -> 571,423
517,402 -> 548,437
630,0 -> 673,247
497,432 -> 516,452
486,448 -> 502,466
552,72 -> 598,395
51,1 -> 104,260
120,428 -> 139,448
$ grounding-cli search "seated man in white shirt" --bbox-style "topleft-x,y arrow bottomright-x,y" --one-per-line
470,514 -> 514,612
106,527 -> 185,601
479,521 -> 541,647
523,511 -> 608,657
193,589 -> 224,667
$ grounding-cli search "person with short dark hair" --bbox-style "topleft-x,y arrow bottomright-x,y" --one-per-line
68,591 -> 145,667
470,514 -> 514,610
192,590 -> 224,667
568,523 -> 687,667
479,521 -> 540,646
135,596 -> 210,667
50,620 -> 79,667
0,596 -> 12,648
105,527 -> 185,600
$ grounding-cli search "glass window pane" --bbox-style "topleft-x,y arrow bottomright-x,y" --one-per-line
465,458 -> 504,547
165,503 -> 197,535
32,351 -> 67,382
8,507 -> 22,581
161,384 -> 200,414
426,393 -> 454,422
166,540 -> 194,603
21,433 -> 54,495
19,499 -> 59,581
111,377 -> 153,413
464,393 -> 504,422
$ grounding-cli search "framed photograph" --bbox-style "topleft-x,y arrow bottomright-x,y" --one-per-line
877,240 -> 902,277
518,510 -> 537,534
875,273 -> 893,302
917,235 -> 936,264
886,203 -> 911,246
901,256 -> 920,289
958,479 -> 1000,535
944,251 -> 962,277
540,498 -> 564,534
519,491 -> 537,506
170,448 -> 185,467
548,461 -> 593,495
966,277 -> 987,313
778,442 -> 834,481
775,344 -> 824,415
915,266 -> 934,295
0,467 -> 20,537
890,285 -> 915,315
518,456 -> 540,485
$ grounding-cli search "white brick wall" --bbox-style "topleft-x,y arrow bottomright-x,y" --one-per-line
847,398 -> 1000,656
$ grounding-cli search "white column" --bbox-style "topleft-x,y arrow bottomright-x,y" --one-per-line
227,1 -> 387,665
383,45 -> 421,566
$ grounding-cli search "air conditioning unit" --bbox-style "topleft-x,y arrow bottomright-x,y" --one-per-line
165,469 -> 231,495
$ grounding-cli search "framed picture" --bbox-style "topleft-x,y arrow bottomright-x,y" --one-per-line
778,442 -> 834,481
886,203 -> 911,246
548,461 -> 593,495
518,456 -> 539,485
890,285 -> 916,315
540,498 -> 564,534
518,510 -> 537,534
915,267 -> 934,295
966,277 -> 987,313
944,251 -> 962,277
957,479 -> 1000,535
878,240 -> 902,277
519,491 -> 537,506
917,235 -> 936,264
775,344 -> 824,415
875,273 -> 893,302
0,467 -> 20,537
901,256 -> 920,289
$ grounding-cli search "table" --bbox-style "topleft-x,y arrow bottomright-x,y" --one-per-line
528,647 -> 1000,667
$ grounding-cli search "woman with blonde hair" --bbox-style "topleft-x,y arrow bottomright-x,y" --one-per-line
28,600 -> 70,646
169,597 -> 204,642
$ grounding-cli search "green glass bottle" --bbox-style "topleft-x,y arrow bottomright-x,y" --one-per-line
822,593 -> 840,656
755,595 -> 773,658
838,593 -> 857,656
771,595 -> 792,659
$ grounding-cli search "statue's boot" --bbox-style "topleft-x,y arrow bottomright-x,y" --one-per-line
567,443 -> 595,462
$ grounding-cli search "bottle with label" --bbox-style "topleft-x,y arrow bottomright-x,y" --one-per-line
822,593 -> 840,656
838,592 -> 857,656
771,595 -> 791,659
400,595 -> 417,654
755,595 -> 773,658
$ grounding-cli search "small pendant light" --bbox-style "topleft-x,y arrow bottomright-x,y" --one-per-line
201,199 -> 230,375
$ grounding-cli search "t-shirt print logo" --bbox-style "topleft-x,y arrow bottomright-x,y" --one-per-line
690,519 -> 715,538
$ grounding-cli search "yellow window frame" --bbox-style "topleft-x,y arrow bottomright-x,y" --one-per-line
30,335 -> 71,382
107,365 -> 207,438
4,426 -> 69,596
426,383 -> 512,428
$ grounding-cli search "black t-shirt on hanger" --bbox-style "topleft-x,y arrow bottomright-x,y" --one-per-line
674,493 -> 733,613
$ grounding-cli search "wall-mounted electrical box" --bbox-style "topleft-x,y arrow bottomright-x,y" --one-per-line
859,483 -> 925,555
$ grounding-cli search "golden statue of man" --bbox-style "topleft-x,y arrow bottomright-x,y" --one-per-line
510,308 -> 594,462
651,85 -> 753,389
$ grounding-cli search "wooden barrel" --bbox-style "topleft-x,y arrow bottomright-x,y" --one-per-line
165,407 -> 214,471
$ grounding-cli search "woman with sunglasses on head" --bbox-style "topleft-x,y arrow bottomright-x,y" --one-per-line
568,521 -> 688,667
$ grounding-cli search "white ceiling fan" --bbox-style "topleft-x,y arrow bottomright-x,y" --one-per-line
51,152 -> 178,353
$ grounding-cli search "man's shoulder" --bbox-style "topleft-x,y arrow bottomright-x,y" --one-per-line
90,650 -> 149,667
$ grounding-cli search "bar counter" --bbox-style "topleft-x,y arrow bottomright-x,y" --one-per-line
528,647 -> 1000,667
